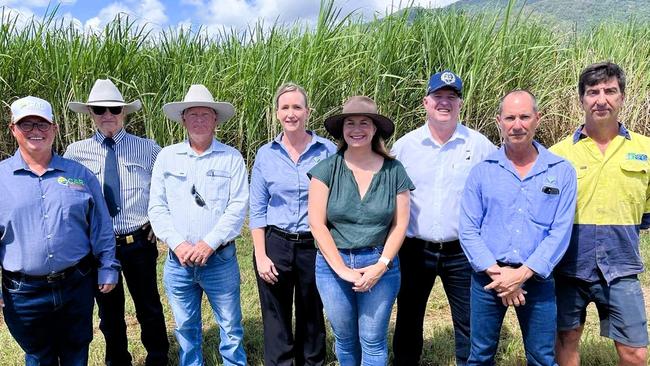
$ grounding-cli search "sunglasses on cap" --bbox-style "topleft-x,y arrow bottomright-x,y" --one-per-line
90,106 -> 123,115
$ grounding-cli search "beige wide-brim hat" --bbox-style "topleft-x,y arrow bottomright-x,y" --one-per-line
324,96 -> 395,139
162,84 -> 235,124
68,79 -> 141,114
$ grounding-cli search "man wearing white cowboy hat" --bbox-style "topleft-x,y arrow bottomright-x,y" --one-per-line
64,79 -> 169,366
1,96 -> 119,365
148,84 -> 248,366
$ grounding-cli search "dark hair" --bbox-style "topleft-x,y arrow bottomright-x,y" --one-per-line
336,125 -> 394,160
578,62 -> 626,97
497,89 -> 538,115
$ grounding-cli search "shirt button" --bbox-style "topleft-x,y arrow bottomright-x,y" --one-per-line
517,208 -> 522,213
515,230 -> 520,233
39,177 -> 43,181
41,195 -> 46,199
47,234 -> 52,239
44,214 -> 49,219
48,254 -> 53,258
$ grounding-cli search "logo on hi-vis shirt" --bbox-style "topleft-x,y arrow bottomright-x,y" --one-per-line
57,176 -> 87,190
626,153 -> 648,161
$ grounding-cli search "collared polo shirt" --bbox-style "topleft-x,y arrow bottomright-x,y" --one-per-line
249,131 -> 336,232
64,128 -> 161,235
392,122 -> 496,242
148,139 -> 249,251
550,124 -> 650,283
0,151 -> 119,284
308,152 -> 415,250
459,141 -> 577,278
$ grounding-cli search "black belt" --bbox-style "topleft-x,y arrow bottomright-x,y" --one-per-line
116,224 -> 150,246
409,237 -> 463,254
2,254 -> 95,283
268,226 -> 313,241
216,241 -> 233,252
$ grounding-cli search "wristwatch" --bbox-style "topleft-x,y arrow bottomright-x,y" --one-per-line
378,256 -> 392,269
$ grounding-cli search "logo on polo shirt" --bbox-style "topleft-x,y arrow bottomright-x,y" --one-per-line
626,153 -> 648,161
58,176 -> 87,190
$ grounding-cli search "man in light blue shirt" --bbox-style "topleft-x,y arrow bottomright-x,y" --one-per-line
459,90 -> 576,365
1,96 -> 119,365
392,70 -> 495,366
148,84 -> 248,366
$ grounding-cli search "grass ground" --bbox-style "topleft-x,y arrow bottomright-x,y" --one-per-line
1,233 -> 648,365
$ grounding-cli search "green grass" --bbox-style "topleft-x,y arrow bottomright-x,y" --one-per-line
1,233 -> 648,365
1,0 -> 650,161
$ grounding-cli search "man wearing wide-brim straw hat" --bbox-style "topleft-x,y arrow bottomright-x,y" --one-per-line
148,84 -> 249,366
65,78 -> 169,366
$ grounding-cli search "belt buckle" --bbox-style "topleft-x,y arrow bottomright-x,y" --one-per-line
125,235 -> 135,244
289,232 -> 300,241
46,271 -> 65,282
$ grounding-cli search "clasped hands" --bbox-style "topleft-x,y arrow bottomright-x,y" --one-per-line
173,240 -> 215,267
484,264 -> 534,307
338,262 -> 388,293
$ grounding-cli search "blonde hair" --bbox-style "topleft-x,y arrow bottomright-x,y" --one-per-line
274,82 -> 309,110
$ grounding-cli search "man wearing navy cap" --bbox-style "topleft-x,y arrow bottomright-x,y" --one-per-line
0,96 -> 119,365
392,71 -> 496,365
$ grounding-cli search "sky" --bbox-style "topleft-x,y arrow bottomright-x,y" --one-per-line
0,0 -> 462,35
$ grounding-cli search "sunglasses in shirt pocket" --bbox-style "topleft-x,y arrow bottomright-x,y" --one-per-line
204,169 -> 231,202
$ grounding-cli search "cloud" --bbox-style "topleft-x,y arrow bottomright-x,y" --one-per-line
84,0 -> 168,33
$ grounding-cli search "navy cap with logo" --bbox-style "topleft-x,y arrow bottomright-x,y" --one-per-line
427,70 -> 463,97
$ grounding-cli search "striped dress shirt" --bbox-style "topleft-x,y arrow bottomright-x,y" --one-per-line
64,128 -> 161,235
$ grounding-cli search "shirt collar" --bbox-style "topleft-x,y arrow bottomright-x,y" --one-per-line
177,138 -> 224,156
9,149 -> 67,173
419,122 -> 468,146
94,128 -> 127,145
489,140 -> 563,177
572,123 -> 631,144
272,130 -> 329,149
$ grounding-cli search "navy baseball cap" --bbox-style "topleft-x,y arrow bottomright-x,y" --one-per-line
427,70 -> 463,97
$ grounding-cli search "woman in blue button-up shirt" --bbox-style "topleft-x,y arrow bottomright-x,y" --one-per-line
249,83 -> 336,365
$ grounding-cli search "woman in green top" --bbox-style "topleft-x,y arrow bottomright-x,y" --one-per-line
307,96 -> 414,365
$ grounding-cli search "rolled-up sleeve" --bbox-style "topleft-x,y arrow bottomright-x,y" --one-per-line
248,151 -> 269,230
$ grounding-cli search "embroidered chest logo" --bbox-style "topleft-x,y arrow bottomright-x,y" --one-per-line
626,153 -> 648,161
58,177 -> 86,190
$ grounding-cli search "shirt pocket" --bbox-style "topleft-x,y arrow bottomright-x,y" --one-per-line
204,169 -> 231,202
122,162 -> 149,191
451,161 -> 473,190
164,169 -> 187,200
619,160 -> 649,204
529,187 -> 561,226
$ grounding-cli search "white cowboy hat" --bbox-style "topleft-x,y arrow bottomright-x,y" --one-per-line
68,79 -> 141,115
162,84 -> 235,124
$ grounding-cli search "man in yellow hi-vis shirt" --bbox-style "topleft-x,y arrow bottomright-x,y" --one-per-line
550,62 -> 650,366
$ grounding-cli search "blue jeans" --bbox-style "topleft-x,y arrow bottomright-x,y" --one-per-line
163,243 -> 247,366
468,272 -> 557,366
315,246 -> 400,366
2,260 -> 95,366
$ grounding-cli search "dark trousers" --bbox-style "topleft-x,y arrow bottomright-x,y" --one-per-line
254,228 -> 326,366
2,259 -> 95,366
96,236 -> 169,366
393,237 -> 472,366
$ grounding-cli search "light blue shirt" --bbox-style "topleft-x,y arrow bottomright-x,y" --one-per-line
392,123 -> 496,242
249,132 -> 336,232
148,139 -> 249,251
64,128 -> 161,235
0,151 -> 119,284
459,141 -> 577,278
